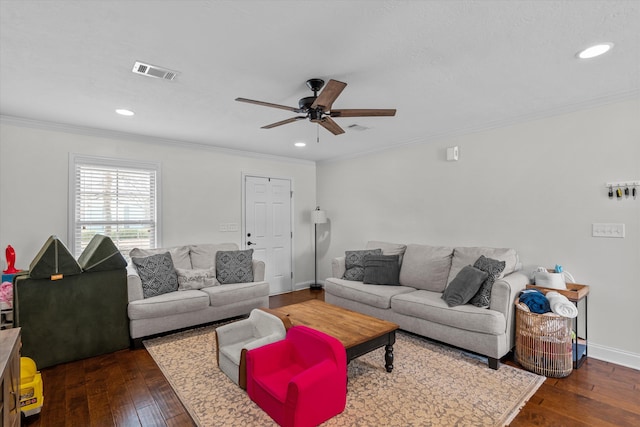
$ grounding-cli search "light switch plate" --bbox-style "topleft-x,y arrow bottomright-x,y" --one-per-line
592,223 -> 625,238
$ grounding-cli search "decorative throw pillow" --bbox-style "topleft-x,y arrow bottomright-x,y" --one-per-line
131,252 -> 179,298
216,249 -> 254,284
343,249 -> 383,281
441,265 -> 488,307
175,267 -> 219,290
469,255 -> 506,308
363,254 -> 400,285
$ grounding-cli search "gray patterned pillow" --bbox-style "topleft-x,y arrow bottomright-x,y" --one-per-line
175,267 -> 220,290
131,252 -> 179,298
343,249 -> 383,281
469,255 -> 506,308
216,249 -> 254,284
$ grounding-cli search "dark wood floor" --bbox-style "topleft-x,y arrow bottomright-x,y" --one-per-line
23,289 -> 639,427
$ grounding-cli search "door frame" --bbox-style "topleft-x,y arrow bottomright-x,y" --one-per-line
241,172 -> 295,293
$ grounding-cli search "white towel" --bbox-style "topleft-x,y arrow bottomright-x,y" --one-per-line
546,291 -> 578,318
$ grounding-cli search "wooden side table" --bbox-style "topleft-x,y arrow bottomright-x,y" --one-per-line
525,283 -> 589,369
0,328 -> 21,427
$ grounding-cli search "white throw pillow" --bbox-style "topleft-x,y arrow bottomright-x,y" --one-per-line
175,267 -> 220,290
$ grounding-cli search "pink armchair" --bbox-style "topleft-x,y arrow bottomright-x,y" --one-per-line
246,325 -> 347,427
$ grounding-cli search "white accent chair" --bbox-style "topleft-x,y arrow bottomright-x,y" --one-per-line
215,309 -> 290,389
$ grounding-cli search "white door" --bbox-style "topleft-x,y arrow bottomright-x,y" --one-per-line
244,176 -> 292,295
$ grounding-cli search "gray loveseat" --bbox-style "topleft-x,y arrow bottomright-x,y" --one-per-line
324,241 -> 528,369
127,243 -> 269,344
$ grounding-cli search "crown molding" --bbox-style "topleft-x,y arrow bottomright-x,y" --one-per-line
0,115 -> 316,166
318,90 -> 640,164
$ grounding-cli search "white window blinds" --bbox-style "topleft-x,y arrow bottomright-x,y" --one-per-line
70,155 -> 159,257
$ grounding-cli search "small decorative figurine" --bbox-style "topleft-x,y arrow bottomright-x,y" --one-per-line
3,245 -> 21,274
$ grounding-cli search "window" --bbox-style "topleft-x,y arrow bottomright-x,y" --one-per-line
69,154 -> 160,257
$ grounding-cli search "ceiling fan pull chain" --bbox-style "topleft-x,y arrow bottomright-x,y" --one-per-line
317,122 -> 320,143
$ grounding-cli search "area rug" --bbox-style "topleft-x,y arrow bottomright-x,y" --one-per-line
144,326 -> 545,426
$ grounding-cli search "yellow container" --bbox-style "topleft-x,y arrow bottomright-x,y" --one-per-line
20,357 -> 44,416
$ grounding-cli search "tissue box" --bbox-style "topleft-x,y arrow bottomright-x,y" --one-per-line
526,283 -> 589,302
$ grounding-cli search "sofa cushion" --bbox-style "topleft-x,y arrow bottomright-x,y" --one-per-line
131,252 -> 179,298
78,234 -> 127,272
190,243 -> 239,270
324,278 -> 415,309
201,281 -> 269,307
363,255 -> 400,285
216,249 -> 254,284
469,256 -> 506,308
447,247 -> 518,286
399,244 -> 454,292
392,290 -> 506,336
175,267 -> 220,290
343,249 -> 382,281
29,235 -> 83,279
130,246 -> 192,270
365,241 -> 407,263
442,265 -> 488,307
127,290 -> 210,320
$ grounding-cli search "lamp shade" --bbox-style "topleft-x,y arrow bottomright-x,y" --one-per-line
311,209 -> 327,224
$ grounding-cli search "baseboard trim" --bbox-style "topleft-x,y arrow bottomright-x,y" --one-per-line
588,342 -> 640,370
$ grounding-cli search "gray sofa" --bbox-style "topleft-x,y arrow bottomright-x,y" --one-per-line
127,243 -> 269,343
324,241 -> 528,369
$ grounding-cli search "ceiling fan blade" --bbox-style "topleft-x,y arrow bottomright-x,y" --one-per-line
261,116 -> 307,129
236,97 -> 301,113
330,109 -> 397,117
310,79 -> 347,111
312,116 -> 345,135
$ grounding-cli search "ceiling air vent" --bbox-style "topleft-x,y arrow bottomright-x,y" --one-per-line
132,61 -> 179,81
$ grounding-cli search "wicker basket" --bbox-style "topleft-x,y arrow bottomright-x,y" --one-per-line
515,299 -> 573,378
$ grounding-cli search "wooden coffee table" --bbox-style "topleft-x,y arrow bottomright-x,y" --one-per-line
266,299 -> 399,372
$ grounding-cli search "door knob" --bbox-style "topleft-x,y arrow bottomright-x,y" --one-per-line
247,241 -> 256,246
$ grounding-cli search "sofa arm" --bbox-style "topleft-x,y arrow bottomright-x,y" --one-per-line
489,271 -> 528,317
252,260 -> 265,282
489,271 -> 529,343
126,264 -> 144,302
331,257 -> 346,279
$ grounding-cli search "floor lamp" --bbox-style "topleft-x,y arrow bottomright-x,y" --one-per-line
311,206 -> 327,290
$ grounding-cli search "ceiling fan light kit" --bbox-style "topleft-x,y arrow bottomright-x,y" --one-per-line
236,78 -> 396,136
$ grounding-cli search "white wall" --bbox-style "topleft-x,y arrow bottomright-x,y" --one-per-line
0,121 -> 318,288
317,98 -> 640,369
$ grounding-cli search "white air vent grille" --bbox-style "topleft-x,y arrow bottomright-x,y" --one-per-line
132,61 -> 178,81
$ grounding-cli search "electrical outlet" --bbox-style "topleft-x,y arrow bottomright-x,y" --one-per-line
219,223 -> 228,232
228,223 -> 239,232
592,223 -> 625,238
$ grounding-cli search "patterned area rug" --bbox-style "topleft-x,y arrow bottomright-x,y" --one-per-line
145,325 -> 545,426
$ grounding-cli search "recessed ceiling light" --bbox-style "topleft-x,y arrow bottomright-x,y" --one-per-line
115,108 -> 135,116
294,142 -> 306,147
576,43 -> 614,59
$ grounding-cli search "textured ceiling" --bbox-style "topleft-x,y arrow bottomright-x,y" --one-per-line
1,0 -> 638,162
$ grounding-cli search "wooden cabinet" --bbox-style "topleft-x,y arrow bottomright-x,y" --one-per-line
1,328 -> 20,427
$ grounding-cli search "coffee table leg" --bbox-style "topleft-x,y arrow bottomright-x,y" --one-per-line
385,344 -> 394,372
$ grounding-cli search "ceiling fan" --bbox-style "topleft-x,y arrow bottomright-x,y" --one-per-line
235,78 -> 396,135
